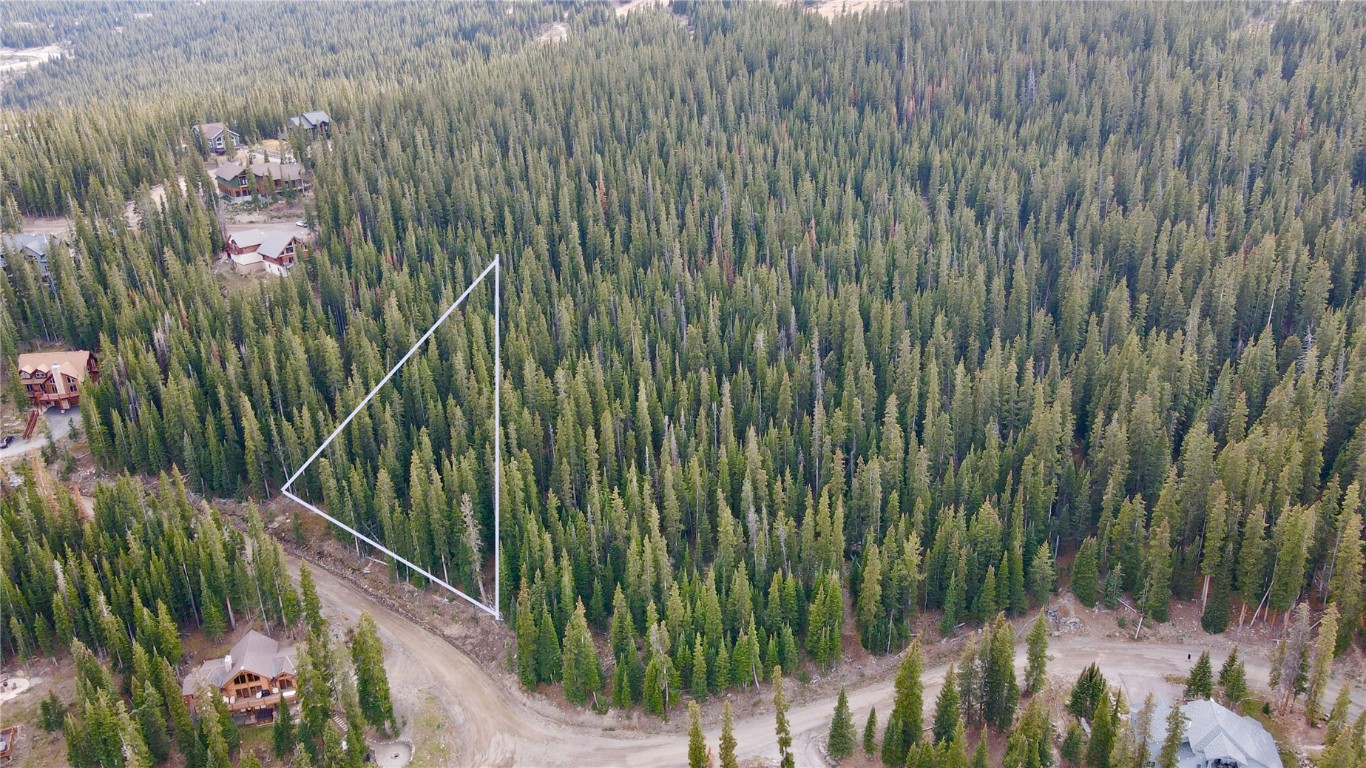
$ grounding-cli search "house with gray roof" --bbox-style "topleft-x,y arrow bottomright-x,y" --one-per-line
288,109 -> 331,136
182,630 -> 298,725
192,122 -> 241,154
227,228 -> 306,276
0,233 -> 56,279
1141,699 -> 1283,768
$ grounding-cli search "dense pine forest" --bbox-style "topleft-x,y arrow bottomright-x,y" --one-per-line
0,462 -> 398,766
3,0 -> 1366,737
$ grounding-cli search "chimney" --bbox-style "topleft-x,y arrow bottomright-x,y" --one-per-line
50,363 -> 64,396
224,654 -> 232,671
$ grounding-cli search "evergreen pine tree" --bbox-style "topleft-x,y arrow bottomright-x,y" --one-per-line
858,543 -> 885,650
133,680 -> 170,764
1067,663 -> 1107,719
1156,703 -> 1187,768
517,593 -> 540,689
562,598 -> 602,706
1217,648 -> 1247,706
1072,538 -> 1099,607
881,710 -> 905,768
862,706 -> 878,757
888,637 -> 924,759
1305,604 -> 1339,722
932,665 -> 961,744
200,691 -> 233,768
688,701 -> 708,768
351,612 -> 397,734
1101,566 -> 1124,611
1028,542 -> 1055,607
1200,563 -> 1232,634
970,732 -> 990,768
1084,694 -> 1116,768
827,689 -> 856,760
773,666 -> 795,768
719,700 -> 738,768
1025,611 -> 1048,694
1061,724 -> 1085,766
983,614 -> 1018,730
690,633 -> 708,699
972,565 -> 998,625
299,563 -> 324,638
1323,685 -> 1353,748
39,692 -> 65,733
1183,652 -> 1213,700
1141,518 -> 1173,622
1326,488 -> 1363,652
944,720 -> 970,768
535,602 -> 562,684
273,697 -> 296,760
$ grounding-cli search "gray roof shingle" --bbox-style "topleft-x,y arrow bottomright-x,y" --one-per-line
1141,699 -> 1283,768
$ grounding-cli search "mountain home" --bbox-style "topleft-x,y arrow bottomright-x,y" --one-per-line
16,350 -> 100,411
192,122 -> 241,154
182,631 -> 298,726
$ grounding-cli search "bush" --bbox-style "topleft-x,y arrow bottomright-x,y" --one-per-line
1061,723 -> 1085,766
39,692 -> 65,732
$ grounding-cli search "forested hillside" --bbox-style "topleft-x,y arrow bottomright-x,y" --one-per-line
0,1 -> 576,215
4,0 -> 1365,722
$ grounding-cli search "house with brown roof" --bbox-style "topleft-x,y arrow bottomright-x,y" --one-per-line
227,229 -> 305,276
250,161 -> 307,195
16,350 -> 99,411
192,122 -> 241,154
182,630 -> 298,726
214,161 -> 307,198
214,162 -> 250,197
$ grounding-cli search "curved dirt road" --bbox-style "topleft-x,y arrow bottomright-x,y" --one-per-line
288,558 -> 573,766
294,553 -> 1363,767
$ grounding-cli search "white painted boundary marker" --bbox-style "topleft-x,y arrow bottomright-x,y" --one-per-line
282,255 -> 502,620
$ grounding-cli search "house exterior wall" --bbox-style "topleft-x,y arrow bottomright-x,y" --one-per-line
19,355 -> 99,410
217,174 -> 251,198
184,671 -> 298,726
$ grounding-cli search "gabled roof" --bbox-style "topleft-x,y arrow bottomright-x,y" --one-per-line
17,350 -> 94,381
250,161 -> 304,182
290,110 -> 331,129
1,233 -> 52,258
181,630 -> 298,696
214,162 -> 246,181
193,122 -> 236,141
1142,699 -> 1283,768
229,229 -> 300,260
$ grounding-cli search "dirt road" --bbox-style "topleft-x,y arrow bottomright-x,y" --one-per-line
284,557 -> 574,766
0,407 -> 81,462
288,545 -> 1365,768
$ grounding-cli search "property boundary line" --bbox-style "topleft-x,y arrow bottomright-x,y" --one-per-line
281,255 -> 502,620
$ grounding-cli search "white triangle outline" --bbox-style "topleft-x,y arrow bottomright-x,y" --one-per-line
282,255 -> 501,620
